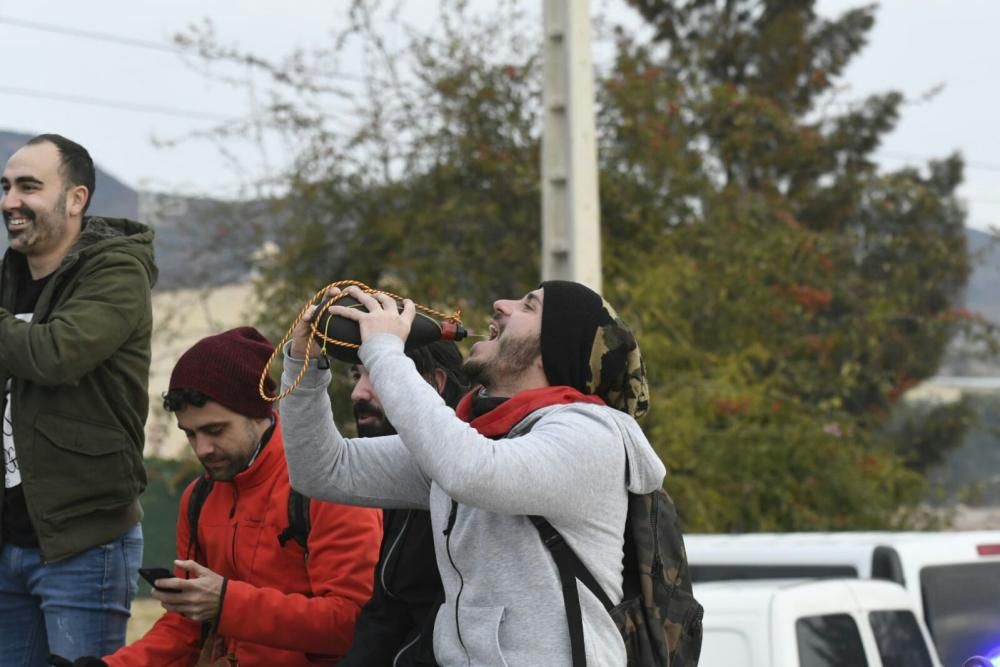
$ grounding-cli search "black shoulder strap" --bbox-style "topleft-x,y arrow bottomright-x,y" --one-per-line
530,515 -> 614,667
278,490 -> 312,551
186,476 -> 215,563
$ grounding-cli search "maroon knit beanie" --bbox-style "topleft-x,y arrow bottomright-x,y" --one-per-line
169,326 -> 276,419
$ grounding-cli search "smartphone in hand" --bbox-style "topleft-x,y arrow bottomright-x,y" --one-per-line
138,567 -> 181,593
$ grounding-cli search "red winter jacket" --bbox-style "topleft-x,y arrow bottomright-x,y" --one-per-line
106,416 -> 382,666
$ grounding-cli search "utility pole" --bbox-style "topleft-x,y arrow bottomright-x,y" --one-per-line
541,0 -> 602,293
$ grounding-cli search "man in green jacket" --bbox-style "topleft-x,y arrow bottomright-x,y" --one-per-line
0,134 -> 157,663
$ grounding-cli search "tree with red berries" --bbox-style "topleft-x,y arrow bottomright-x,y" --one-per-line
181,0 -> 995,529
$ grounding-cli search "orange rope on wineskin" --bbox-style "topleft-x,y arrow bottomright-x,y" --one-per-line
259,280 -> 464,402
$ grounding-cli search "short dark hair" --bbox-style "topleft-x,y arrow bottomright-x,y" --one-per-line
407,341 -> 470,408
163,387 -> 211,413
26,134 -> 96,215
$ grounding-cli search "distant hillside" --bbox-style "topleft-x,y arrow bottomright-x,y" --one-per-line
964,227 -> 1000,325
936,228 -> 1000,376
139,191 -> 274,290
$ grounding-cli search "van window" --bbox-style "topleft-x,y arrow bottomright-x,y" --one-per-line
796,613 -> 869,667
869,610 -> 934,667
920,561 -> 1000,667
690,564 -> 858,582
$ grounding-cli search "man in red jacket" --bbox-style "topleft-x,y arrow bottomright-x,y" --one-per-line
87,326 -> 382,666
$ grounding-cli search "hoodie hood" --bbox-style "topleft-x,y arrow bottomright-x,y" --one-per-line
68,216 -> 158,287
510,402 -> 666,494
610,408 -> 667,494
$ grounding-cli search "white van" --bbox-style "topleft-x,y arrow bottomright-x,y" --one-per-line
686,531 -> 1000,667
695,579 -> 941,667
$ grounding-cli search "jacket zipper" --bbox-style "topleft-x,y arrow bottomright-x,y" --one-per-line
442,499 -> 469,664
381,510 -> 411,599
392,632 -> 422,667
229,487 -> 240,569
223,486 -> 240,660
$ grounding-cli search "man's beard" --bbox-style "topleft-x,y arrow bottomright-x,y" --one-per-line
354,400 -> 397,437
202,455 -> 243,482
4,190 -> 68,254
462,331 -> 541,391
200,420 -> 260,481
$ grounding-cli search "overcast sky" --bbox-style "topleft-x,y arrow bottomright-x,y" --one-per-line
2,0 -> 997,231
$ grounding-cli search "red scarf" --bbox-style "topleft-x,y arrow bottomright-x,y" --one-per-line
455,385 -> 605,438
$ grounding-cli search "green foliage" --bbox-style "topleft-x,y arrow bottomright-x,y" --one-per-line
231,2 -> 545,336
179,0 -> 995,530
885,397 -> 977,473
926,393 -> 1000,506
595,0 -> 993,530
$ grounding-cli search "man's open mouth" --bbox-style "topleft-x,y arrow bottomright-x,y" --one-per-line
353,402 -> 385,423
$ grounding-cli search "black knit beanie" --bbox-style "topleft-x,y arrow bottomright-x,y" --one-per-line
539,281 -> 649,418
169,326 -> 276,419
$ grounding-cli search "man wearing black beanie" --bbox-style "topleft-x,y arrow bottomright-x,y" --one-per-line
282,281 -> 665,666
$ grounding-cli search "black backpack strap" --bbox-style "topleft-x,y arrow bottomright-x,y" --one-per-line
186,476 -> 214,563
184,475 -> 219,647
530,516 -> 614,667
278,490 -> 312,551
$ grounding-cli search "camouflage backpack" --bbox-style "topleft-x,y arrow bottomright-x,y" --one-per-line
532,487 -> 703,666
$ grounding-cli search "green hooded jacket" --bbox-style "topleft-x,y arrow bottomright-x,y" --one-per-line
0,216 -> 158,562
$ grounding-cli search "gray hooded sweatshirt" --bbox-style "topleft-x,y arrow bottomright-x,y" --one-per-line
281,334 -> 666,667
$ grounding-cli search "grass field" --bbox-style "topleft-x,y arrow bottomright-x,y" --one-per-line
127,598 -> 164,644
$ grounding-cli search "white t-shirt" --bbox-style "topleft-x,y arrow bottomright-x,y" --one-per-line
3,313 -> 32,489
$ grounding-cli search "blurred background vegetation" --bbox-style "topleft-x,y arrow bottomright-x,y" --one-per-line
133,0 -> 1000,589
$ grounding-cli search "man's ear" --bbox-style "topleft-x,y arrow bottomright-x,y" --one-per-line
431,368 -> 448,395
66,185 -> 89,218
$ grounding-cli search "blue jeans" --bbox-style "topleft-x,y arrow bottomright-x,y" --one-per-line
0,523 -> 142,666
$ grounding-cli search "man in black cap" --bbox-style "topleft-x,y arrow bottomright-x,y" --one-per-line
281,281 -> 665,666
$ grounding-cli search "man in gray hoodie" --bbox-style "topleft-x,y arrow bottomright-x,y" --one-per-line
281,280 -> 666,666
